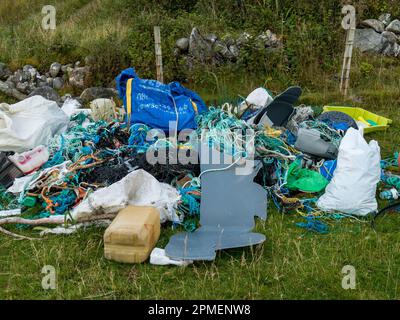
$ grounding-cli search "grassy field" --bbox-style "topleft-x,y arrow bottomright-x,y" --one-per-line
1,0 -> 400,300
1,64 -> 400,299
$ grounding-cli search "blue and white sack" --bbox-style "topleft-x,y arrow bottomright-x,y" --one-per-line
116,68 -> 207,132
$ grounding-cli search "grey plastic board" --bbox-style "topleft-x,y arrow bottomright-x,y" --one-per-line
165,143 -> 268,261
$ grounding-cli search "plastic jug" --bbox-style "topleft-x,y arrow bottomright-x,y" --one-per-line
9,145 -> 49,174
104,206 -> 160,263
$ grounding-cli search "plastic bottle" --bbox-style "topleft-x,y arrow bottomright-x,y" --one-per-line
379,188 -> 399,200
8,145 -> 49,174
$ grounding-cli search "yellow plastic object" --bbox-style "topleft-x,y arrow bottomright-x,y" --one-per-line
265,127 -> 282,137
104,206 -> 160,263
323,106 -> 392,133
357,116 -> 371,127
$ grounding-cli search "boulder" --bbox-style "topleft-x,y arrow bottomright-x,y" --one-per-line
22,65 -> 38,81
354,29 -> 386,54
386,19 -> 400,34
27,83 -> 37,93
228,44 -> 240,59
80,87 -> 119,104
382,41 -> 400,57
205,34 -> 218,44
361,19 -> 385,33
378,13 -> 392,26
214,42 -> 239,61
236,32 -> 252,47
61,64 -> 73,74
53,77 -> 64,90
37,81 -> 50,88
38,75 -> 47,83
28,86 -> 61,104
16,82 -> 30,94
0,80 -> 27,101
69,66 -> 90,89
5,79 -> 15,89
8,70 -> 24,85
0,63 -> 11,80
213,41 -> 230,60
84,56 -> 95,67
382,31 -> 399,44
176,38 -> 190,52
14,69 -> 30,83
256,30 -> 282,49
60,94 -> 73,104
189,28 -> 214,62
49,62 -> 62,78
46,77 -> 54,87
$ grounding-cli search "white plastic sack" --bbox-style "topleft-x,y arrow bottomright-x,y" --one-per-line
245,87 -> 273,108
0,96 -> 69,152
317,128 -> 381,216
239,87 -> 273,113
71,169 -> 180,223
61,97 -> 92,117
61,98 -> 92,128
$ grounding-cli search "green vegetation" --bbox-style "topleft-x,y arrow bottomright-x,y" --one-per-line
0,0 -> 400,299
1,0 -> 399,89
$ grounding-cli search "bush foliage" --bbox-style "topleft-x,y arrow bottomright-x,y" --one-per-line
0,0 -> 399,90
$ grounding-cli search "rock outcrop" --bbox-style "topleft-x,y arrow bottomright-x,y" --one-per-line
356,13 -> 400,57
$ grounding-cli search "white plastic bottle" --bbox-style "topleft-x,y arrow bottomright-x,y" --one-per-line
9,145 -> 49,174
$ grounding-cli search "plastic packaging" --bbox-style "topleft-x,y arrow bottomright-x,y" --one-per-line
116,68 -> 207,132
323,106 -> 392,133
150,248 -> 193,266
319,160 -> 337,181
104,206 -> 160,263
72,169 -> 180,223
295,127 -> 338,159
286,159 -> 329,193
0,96 -> 69,152
317,128 -> 381,216
379,188 -> 399,200
239,87 -> 273,114
9,145 -> 49,174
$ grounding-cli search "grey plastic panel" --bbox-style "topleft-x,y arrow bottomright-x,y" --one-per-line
165,143 -> 268,261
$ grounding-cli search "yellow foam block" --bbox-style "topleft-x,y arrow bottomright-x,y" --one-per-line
104,206 -> 160,263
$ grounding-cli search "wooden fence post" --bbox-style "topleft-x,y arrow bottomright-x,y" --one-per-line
154,26 -> 164,83
340,5 -> 356,96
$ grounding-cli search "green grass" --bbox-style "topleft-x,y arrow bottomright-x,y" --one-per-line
1,72 -> 400,300
1,213 -> 399,299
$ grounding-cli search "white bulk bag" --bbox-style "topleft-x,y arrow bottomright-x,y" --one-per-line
0,96 -> 69,152
317,128 -> 381,216
72,169 -> 180,223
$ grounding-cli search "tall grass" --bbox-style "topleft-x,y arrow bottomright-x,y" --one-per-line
1,0 -> 399,89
